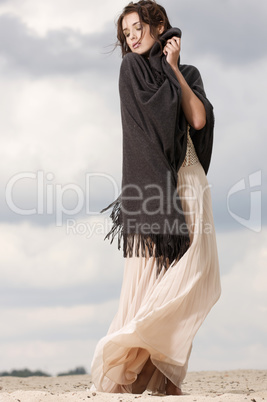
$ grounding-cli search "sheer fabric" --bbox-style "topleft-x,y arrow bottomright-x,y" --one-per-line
90,127 -> 221,394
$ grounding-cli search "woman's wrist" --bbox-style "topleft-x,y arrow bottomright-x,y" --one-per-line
169,64 -> 180,77
170,65 -> 181,81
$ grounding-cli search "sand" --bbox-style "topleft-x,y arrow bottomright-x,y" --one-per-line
0,370 -> 266,401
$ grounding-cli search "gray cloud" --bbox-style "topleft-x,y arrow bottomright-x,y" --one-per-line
0,281 -> 122,308
0,14 -> 120,76
163,0 -> 267,64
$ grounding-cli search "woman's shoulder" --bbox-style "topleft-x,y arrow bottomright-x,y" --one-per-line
179,63 -> 204,87
180,63 -> 201,78
120,52 -> 147,76
121,52 -> 144,66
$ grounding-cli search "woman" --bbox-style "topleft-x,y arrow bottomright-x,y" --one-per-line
90,0 -> 221,396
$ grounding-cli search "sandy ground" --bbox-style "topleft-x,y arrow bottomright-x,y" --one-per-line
0,370 -> 266,401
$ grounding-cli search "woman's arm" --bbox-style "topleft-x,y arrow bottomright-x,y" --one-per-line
163,36 -> 206,130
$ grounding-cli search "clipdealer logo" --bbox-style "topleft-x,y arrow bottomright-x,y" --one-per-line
5,169 -> 262,234
227,170 -> 262,232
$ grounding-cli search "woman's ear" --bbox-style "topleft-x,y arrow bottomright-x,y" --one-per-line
158,23 -> 164,35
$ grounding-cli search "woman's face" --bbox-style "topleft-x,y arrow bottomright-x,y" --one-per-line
122,12 -> 161,56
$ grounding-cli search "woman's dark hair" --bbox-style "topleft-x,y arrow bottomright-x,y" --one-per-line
116,0 -> 172,57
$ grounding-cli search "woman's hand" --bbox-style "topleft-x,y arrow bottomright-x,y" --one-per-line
163,36 -> 181,70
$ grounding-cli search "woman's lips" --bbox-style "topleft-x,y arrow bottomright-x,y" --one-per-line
133,42 -> 141,49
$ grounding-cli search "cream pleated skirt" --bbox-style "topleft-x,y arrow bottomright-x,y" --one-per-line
90,160 -> 221,394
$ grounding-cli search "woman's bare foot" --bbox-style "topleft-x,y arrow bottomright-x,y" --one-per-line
132,357 -> 156,394
166,378 -> 183,395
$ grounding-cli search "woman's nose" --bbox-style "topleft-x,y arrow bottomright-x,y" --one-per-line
129,30 -> 137,40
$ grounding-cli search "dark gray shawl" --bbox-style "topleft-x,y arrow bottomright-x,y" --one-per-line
100,27 -> 214,274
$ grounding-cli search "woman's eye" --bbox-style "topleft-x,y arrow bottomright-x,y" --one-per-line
124,25 -> 142,38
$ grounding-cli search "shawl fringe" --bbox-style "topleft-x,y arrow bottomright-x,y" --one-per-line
100,196 -> 190,275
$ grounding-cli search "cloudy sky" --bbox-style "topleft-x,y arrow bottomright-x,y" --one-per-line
0,0 -> 266,375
